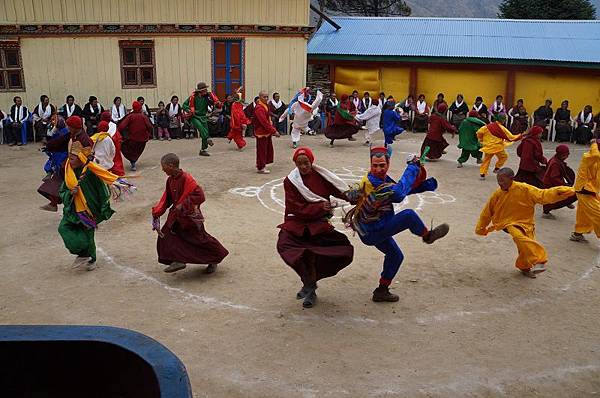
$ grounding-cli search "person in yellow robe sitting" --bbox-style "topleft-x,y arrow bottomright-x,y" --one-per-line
476,167 -> 575,278
476,114 -> 522,180
571,140 -> 600,242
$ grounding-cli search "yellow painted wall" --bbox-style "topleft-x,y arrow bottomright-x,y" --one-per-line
515,71 -> 600,114
0,36 -> 306,109
380,67 -> 410,99
0,0 -> 310,26
417,68 -> 507,108
334,66 -> 379,96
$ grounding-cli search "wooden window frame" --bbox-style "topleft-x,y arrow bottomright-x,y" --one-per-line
211,38 -> 245,101
119,40 -> 156,89
0,41 -> 25,92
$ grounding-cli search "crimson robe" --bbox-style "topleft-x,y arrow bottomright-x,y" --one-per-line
152,171 -> 229,265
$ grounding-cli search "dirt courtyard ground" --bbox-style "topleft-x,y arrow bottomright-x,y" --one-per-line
1,131 -> 600,397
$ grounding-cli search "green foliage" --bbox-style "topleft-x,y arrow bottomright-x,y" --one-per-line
324,0 -> 412,17
498,0 -> 596,19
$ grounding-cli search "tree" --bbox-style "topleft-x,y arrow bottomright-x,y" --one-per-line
324,0 -> 411,17
498,0 -> 596,19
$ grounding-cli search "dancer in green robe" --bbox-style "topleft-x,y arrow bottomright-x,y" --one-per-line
183,82 -> 220,157
457,110 -> 486,168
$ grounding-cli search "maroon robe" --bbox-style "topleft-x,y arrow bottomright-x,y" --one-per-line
152,171 -> 229,265
120,112 -> 153,163
324,102 -> 359,140
542,155 -> 577,213
421,113 -> 456,159
514,136 -> 547,188
277,171 -> 354,282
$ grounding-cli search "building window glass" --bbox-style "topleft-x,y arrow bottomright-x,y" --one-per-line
0,42 -> 25,91
119,40 -> 156,88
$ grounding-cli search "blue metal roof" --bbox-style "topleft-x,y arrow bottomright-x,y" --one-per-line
308,17 -> 600,65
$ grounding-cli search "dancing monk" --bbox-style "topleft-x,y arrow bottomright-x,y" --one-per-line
571,140 -> 600,243
476,168 -> 575,278
477,114 -> 521,180
152,153 -> 229,273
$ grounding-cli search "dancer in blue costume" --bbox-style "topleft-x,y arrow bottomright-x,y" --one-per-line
344,144 -> 450,302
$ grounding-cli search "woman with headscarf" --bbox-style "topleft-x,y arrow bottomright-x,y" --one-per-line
38,116 -> 69,212
542,145 -> 576,219
119,101 -> 154,171
277,147 -> 354,308
514,126 -> 547,188
324,94 -> 359,147
449,94 -> 468,130
421,102 -> 456,160
554,100 -> 573,142
413,94 -> 430,133
508,99 -> 529,134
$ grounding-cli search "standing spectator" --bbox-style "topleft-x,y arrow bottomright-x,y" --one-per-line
155,101 -> 170,141
82,96 -> 104,136
351,90 -> 360,112
6,96 -> 28,146
244,96 -> 259,137
254,90 -> 280,174
269,92 -> 287,135
325,93 -> 338,127
359,92 -> 372,114
59,95 -> 83,119
166,95 -> 182,139
573,105 -> 594,144
449,94 -> 468,130
32,95 -> 56,142
554,100 -> 572,142
111,96 -> 126,124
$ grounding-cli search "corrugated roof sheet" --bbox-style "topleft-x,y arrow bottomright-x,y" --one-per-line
307,17 -> 600,64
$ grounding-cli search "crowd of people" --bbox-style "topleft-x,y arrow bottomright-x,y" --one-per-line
6,81 -> 600,309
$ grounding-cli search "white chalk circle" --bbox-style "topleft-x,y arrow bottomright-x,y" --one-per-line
229,167 -> 455,228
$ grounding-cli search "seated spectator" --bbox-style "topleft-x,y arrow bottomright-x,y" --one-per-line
533,99 -> 553,139
59,95 -> 83,119
32,95 -> 56,142
573,105 -> 594,145
111,96 -> 126,124
489,95 -> 506,121
432,92 -> 447,113
166,95 -> 182,139
6,96 -> 29,146
82,96 -> 104,136
508,99 -> 528,134
413,94 -> 430,133
554,100 -> 572,142
449,94 -> 468,130
472,96 -> 488,121
399,95 -> 414,130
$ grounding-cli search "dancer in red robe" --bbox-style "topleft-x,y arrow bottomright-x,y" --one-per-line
226,93 -> 250,150
542,144 -> 577,219
420,103 -> 456,159
253,90 -> 280,173
515,126 -> 547,188
152,153 -> 229,273
277,147 -> 354,308
120,101 -> 153,171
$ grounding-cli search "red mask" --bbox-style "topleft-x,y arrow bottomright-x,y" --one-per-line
370,155 -> 389,180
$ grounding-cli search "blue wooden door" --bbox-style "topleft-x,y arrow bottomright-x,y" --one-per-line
213,40 -> 243,101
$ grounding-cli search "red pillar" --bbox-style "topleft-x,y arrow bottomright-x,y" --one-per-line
409,65 -> 418,97
505,70 -> 516,107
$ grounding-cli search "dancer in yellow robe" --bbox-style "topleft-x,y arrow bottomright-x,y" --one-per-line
476,168 -> 575,278
476,114 -> 521,180
571,140 -> 600,242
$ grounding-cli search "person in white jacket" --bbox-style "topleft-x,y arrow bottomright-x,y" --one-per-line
284,90 -> 323,149
355,99 -> 382,146
91,120 -> 116,170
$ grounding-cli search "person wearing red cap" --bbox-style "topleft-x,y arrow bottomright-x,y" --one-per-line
100,110 -> 125,176
324,94 -> 359,147
542,144 -> 576,219
514,126 -> 548,188
45,116 -> 93,155
253,90 -> 280,173
119,101 -> 153,171
420,102 -> 456,160
152,153 -> 229,273
457,110 -> 486,167
344,144 -> 449,302
90,121 -> 116,171
570,139 -> 600,243
277,147 -> 354,308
